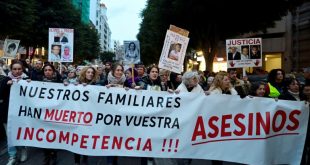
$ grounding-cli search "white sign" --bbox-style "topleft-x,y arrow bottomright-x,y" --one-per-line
226,38 -> 262,68
123,41 -> 140,64
8,81 -> 309,165
3,39 -> 20,59
159,30 -> 189,74
48,28 -> 74,62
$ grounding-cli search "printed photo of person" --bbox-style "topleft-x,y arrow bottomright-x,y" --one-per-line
168,43 -> 182,61
49,44 -> 61,62
3,39 -> 20,58
227,46 -> 241,60
62,45 -> 72,62
6,43 -> 17,55
241,45 -> 250,60
125,42 -> 139,60
250,45 -> 261,59
54,32 -> 68,44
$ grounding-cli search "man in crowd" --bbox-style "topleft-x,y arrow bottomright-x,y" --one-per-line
228,69 -> 250,98
30,60 -> 43,80
136,62 -> 147,79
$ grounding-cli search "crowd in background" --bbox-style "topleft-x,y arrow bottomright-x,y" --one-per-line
0,58 -> 310,165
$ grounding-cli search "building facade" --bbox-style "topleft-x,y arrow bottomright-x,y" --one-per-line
96,3 -> 112,52
292,2 -> 310,71
71,0 -> 91,25
210,2 -> 310,73
261,2 -> 310,73
72,0 -> 112,52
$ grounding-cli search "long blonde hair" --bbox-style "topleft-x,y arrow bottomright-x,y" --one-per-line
209,71 -> 232,91
78,66 -> 99,84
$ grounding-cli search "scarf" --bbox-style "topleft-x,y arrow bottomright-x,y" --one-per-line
108,71 -> 126,85
43,73 -> 59,82
8,72 -> 28,80
288,90 -> 300,101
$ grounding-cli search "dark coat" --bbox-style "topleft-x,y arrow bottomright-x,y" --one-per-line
141,76 -> 162,91
250,52 -> 261,59
279,91 -> 306,101
30,68 -> 44,81
228,52 -> 241,60
0,76 -> 12,123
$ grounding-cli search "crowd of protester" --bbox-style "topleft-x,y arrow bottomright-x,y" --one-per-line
0,58 -> 309,165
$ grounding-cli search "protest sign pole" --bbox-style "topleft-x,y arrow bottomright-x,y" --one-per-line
59,62 -> 62,75
243,67 -> 246,77
131,64 -> 135,84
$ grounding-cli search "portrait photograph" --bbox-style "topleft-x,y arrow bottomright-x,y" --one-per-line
167,43 -> 182,61
3,39 -> 20,58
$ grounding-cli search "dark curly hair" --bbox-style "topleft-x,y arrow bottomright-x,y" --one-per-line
267,69 -> 285,86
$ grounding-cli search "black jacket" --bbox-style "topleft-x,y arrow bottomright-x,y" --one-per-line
228,52 -> 241,60
0,76 -> 11,123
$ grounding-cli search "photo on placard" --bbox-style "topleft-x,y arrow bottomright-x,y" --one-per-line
49,44 -> 61,62
227,46 -> 241,61
167,43 -> 182,61
62,45 -> 72,62
123,41 -> 140,64
241,45 -> 250,60
250,45 -> 261,59
54,32 -> 68,44
48,28 -> 74,62
3,39 -> 20,58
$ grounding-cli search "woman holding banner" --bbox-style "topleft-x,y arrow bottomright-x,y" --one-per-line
140,65 -> 162,91
208,71 -> 238,95
78,66 -> 99,86
106,64 -> 126,88
124,67 -> 142,89
248,82 -> 266,97
167,71 -> 204,165
1,60 -> 29,165
105,63 -> 126,165
139,65 -> 162,165
174,71 -> 204,94
207,71 -> 238,165
74,66 -> 99,165
35,63 -> 63,165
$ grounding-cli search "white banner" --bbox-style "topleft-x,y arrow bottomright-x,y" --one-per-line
159,30 -> 189,74
48,28 -> 74,62
226,38 -> 262,68
8,81 -> 309,165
